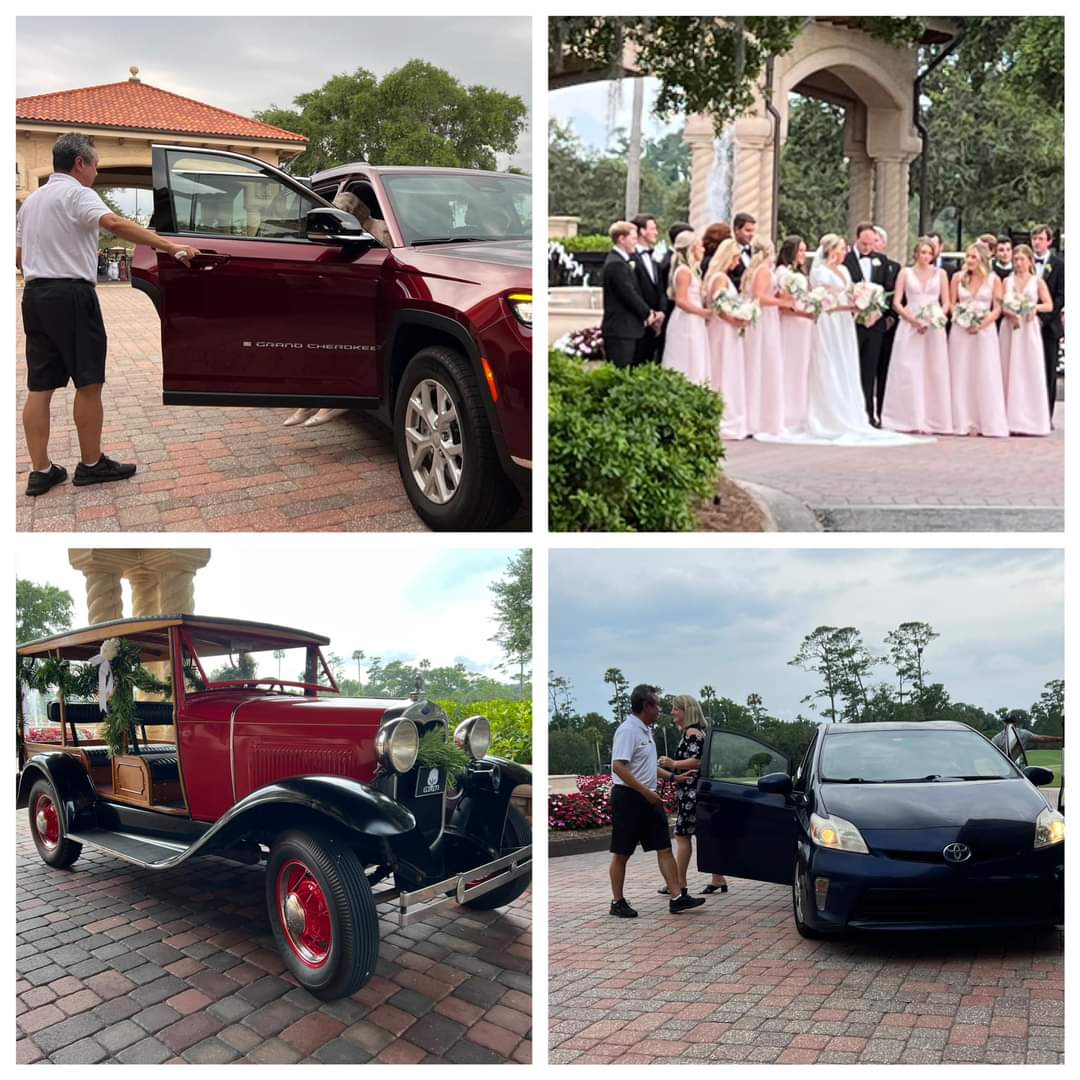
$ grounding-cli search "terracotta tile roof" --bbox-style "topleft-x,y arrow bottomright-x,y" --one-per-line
16,80 -> 307,144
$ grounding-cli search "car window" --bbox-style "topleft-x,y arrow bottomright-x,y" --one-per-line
1004,725 -> 1029,768
707,730 -> 788,785
165,150 -> 321,240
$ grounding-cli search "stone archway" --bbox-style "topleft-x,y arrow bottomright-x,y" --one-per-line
684,22 -> 924,259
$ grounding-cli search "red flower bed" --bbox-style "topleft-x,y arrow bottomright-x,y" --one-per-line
549,774 -> 677,831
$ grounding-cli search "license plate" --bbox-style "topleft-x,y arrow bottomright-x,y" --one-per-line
415,766 -> 445,798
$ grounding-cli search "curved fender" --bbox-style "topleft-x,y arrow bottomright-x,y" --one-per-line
17,753 -> 98,834
449,756 -> 532,852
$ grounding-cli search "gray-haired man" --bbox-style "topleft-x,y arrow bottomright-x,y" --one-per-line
16,132 -> 200,496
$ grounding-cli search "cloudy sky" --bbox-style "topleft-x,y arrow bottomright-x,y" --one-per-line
16,543 -> 522,680
17,16 -> 532,170
550,548 -> 1063,721
551,78 -> 679,154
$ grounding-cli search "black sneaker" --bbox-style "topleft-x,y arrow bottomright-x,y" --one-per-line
669,893 -> 706,913
609,898 -> 638,918
73,455 -> 137,486
25,463 -> 67,497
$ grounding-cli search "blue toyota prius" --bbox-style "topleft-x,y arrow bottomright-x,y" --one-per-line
695,721 -> 1064,936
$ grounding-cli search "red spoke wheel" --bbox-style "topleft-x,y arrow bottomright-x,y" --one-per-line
266,829 -> 378,1000
27,779 -> 82,869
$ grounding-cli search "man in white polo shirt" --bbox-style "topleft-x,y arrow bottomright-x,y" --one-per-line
609,684 -> 707,917
16,132 -> 200,496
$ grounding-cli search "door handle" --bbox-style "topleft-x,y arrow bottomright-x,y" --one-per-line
188,252 -> 231,270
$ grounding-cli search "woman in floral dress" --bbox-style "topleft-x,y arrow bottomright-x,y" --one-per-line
658,695 -> 728,897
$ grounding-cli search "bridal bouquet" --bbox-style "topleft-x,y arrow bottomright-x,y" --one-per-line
1001,293 -> 1037,320
849,281 -> 890,326
776,268 -> 809,298
952,300 -> 987,330
915,303 -> 948,330
796,286 -> 832,317
714,292 -> 760,335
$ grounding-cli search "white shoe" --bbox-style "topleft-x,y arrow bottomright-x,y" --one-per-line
302,408 -> 349,428
283,408 -> 318,427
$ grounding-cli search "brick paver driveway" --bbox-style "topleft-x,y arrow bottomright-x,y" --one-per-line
549,851 -> 1062,1065
16,815 -> 531,1064
723,407 -> 1064,532
15,283 -> 527,533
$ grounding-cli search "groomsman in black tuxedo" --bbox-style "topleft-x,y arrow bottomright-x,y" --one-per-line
929,232 -> 946,270
656,221 -> 691,364
631,214 -> 665,364
601,221 -> 661,369
992,236 -> 1014,280
1031,224 -> 1065,422
872,226 -> 901,422
844,222 -> 890,425
729,212 -> 756,290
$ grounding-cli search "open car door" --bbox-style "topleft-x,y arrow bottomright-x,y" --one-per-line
695,726 -> 795,886
136,145 -> 387,406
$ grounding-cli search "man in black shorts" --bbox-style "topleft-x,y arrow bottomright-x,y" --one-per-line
16,132 -> 199,496
609,684 -> 706,917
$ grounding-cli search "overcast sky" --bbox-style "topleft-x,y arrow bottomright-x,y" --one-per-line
17,544 -> 522,680
550,549 -> 1063,721
17,16 -> 532,170
551,78 -> 679,154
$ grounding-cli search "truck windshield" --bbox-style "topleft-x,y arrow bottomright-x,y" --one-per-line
183,635 -> 337,694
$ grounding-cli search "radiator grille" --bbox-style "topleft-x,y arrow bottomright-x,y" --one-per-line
252,744 -> 356,789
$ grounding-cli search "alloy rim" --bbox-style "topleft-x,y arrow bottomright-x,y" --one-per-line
793,865 -> 805,925
403,378 -> 463,505
35,794 -> 60,852
276,860 -> 332,967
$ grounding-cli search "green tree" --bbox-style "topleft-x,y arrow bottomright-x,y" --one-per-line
490,550 -> 532,698
549,671 -> 575,728
604,667 -> 631,723
211,651 -> 257,682
789,626 -> 846,722
830,627 -> 879,722
1030,679 -> 1064,738
256,60 -> 527,175
883,622 -> 938,715
16,579 -> 74,644
777,97 -> 847,244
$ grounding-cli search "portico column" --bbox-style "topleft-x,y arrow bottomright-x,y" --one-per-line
683,115 -> 716,232
127,569 -> 160,618
873,155 -> 916,261
159,570 -> 198,615
731,115 -> 773,236
847,150 -> 874,241
83,572 -> 123,625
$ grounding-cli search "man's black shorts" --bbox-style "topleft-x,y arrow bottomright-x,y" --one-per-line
22,278 -> 107,391
610,784 -> 671,855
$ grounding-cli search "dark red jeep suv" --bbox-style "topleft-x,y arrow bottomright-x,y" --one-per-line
132,145 -> 531,530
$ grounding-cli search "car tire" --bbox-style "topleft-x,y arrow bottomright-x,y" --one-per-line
266,828 -> 379,1000
28,778 -> 82,869
792,860 -> 823,939
461,805 -> 532,911
393,346 -> 519,530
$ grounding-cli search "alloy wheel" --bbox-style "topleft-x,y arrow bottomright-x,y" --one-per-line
403,378 -> 464,505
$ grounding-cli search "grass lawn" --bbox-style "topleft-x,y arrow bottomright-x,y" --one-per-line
1026,748 -> 1063,787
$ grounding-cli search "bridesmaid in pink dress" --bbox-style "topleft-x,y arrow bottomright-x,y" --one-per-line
948,244 -> 1008,437
774,236 -> 816,430
1000,244 -> 1053,435
704,237 -> 751,439
882,237 -> 952,434
742,239 -> 785,435
660,230 -> 713,387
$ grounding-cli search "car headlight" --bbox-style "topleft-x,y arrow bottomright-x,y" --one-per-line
1034,805 -> 1065,848
506,292 -> 532,327
809,812 -> 869,854
454,715 -> 490,760
374,718 -> 419,773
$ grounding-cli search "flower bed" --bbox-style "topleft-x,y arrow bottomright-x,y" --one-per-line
549,774 -> 677,831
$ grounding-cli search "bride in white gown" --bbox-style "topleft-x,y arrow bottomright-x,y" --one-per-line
757,234 -> 930,447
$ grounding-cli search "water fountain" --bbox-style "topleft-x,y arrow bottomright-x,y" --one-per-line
707,125 -> 735,224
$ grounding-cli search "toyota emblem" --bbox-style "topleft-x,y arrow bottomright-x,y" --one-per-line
943,843 -> 972,863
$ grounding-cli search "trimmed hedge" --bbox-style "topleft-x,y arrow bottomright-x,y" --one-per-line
549,351 -> 725,532
435,699 -> 531,765
551,233 -> 612,253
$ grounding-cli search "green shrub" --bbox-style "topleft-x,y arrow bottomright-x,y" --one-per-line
551,234 -> 611,252
549,351 -> 725,532
435,699 -> 531,765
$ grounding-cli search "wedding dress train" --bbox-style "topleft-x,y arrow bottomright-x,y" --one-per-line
756,262 -> 931,447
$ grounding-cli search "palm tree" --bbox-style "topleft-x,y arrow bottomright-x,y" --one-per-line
351,650 -> 365,686
273,649 -> 285,678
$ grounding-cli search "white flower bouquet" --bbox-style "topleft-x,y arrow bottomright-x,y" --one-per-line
795,285 -> 832,317
849,281 -> 890,326
952,300 -> 987,330
1001,293 -> 1037,320
776,268 -> 808,298
915,303 -> 948,330
714,292 -> 761,335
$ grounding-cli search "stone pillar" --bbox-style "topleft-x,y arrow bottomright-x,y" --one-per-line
847,150 -> 875,242
683,116 -> 716,232
873,155 -> 914,261
731,115 -> 774,236
69,550 -> 128,625
128,570 -> 160,618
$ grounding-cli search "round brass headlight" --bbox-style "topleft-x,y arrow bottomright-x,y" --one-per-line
374,718 -> 419,773
454,715 -> 490,760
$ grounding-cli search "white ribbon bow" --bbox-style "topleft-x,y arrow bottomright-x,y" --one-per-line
87,638 -> 120,715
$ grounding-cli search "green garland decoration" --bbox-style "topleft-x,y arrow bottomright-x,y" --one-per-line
415,726 -> 471,786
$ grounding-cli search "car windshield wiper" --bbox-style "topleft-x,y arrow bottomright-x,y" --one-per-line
410,236 -> 505,245
822,777 -> 877,784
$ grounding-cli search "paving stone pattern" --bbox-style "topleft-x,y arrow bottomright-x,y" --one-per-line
16,813 -> 530,1064
723,406 -> 1064,527
549,850 -> 1063,1065
15,283 -> 458,533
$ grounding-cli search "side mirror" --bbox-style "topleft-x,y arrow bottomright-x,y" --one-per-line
306,207 -> 373,244
758,772 -> 793,796
1024,766 -> 1055,787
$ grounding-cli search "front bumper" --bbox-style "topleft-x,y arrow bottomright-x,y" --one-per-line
804,842 -> 1063,933
371,844 -> 532,926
